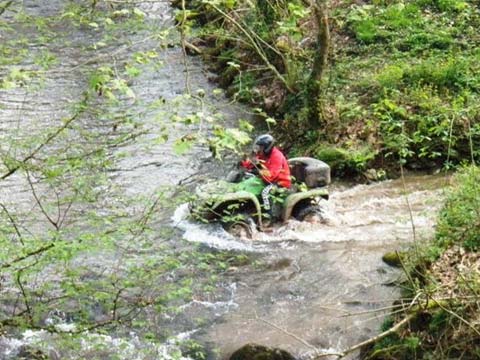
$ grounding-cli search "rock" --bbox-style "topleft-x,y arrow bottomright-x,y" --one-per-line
382,251 -> 404,267
16,345 -> 48,359
229,343 -> 296,360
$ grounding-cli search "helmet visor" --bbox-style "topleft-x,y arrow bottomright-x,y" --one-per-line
253,144 -> 262,154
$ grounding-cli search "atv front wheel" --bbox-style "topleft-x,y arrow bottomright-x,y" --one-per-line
294,205 -> 325,223
222,216 -> 256,239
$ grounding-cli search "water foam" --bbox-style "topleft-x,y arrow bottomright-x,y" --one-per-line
0,328 -> 197,360
172,203 -> 262,251
172,181 -> 443,247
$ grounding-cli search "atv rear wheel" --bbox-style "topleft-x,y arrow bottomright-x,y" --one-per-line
294,205 -> 325,223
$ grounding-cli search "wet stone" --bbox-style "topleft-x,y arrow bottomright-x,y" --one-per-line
267,258 -> 292,271
229,343 -> 296,360
16,345 -> 48,360
382,251 -> 404,267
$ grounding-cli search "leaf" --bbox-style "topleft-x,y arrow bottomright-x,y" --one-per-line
173,138 -> 193,155
133,8 -> 146,18
239,119 -> 254,132
225,128 -> 251,145
125,87 -> 136,99
212,88 -> 223,97
125,65 -> 141,77
154,133 -> 169,144
224,0 -> 237,10
227,61 -> 240,69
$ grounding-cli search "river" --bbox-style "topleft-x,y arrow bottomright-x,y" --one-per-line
0,1 -> 449,359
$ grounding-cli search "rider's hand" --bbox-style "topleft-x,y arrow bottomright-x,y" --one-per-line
255,158 -> 266,167
259,169 -> 270,177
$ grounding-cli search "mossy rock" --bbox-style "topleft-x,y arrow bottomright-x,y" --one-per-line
229,343 -> 296,360
218,65 -> 239,88
315,147 -> 354,177
16,346 -> 48,360
382,251 -> 404,267
315,146 -> 346,161
315,146 -> 376,178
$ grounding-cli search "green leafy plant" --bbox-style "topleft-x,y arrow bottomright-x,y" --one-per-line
436,166 -> 480,250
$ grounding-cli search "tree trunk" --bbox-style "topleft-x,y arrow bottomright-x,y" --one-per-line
308,0 -> 330,127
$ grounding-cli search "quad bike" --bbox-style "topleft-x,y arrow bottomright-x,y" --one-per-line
189,157 -> 331,238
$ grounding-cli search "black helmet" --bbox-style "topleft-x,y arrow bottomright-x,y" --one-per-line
254,134 -> 275,155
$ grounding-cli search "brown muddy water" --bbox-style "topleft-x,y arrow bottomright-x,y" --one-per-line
0,1 -> 451,359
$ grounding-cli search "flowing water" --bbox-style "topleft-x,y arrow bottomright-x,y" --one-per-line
0,2 -> 451,359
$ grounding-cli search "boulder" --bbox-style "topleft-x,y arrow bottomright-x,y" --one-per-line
382,251 -> 404,267
229,343 -> 296,360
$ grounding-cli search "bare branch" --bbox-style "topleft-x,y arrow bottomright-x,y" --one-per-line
208,2 -> 293,93
255,313 -> 319,352
1,243 -> 54,269
0,202 -> 25,245
16,268 -> 33,324
26,170 -> 59,230
330,313 -> 416,359
0,0 -> 13,16
1,109 -> 83,180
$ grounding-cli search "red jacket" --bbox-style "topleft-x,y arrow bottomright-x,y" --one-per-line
241,147 -> 291,188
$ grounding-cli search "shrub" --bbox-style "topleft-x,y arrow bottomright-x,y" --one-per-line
376,64 -> 405,89
404,57 -> 468,90
435,166 -> 480,250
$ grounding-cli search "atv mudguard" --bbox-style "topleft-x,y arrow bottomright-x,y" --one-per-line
209,190 -> 263,228
281,188 -> 329,222
191,176 -> 265,226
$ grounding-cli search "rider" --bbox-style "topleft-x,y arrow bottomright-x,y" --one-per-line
240,134 -> 291,221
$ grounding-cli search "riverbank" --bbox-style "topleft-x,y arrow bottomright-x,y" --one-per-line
173,2 -> 480,358
1,2 -> 478,360
360,166 -> 480,359
177,0 -> 480,179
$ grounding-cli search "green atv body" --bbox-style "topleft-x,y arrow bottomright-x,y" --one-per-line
190,157 -> 330,237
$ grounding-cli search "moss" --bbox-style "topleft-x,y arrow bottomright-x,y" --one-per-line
382,251 -> 404,267
314,146 -> 376,178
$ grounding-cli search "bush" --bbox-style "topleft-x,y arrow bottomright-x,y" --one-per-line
435,166 -> 480,250
404,57 -> 469,90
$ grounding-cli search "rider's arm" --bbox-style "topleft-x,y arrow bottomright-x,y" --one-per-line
259,150 -> 283,183
239,159 -> 254,170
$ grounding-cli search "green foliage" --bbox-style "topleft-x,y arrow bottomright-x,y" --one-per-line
208,126 -> 253,159
436,0 -> 469,12
428,310 -> 449,333
435,166 -> 480,250
185,0 -> 480,172
348,3 -> 422,43
404,57 -> 469,90
0,2 -> 262,357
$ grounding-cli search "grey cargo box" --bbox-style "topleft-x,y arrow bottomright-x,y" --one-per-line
288,157 -> 331,188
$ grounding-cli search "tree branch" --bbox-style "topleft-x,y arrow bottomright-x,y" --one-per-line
0,202 -> 25,245
0,0 -> 13,16
1,109 -> 83,180
1,243 -> 54,269
208,2 -> 293,93
26,170 -> 59,230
